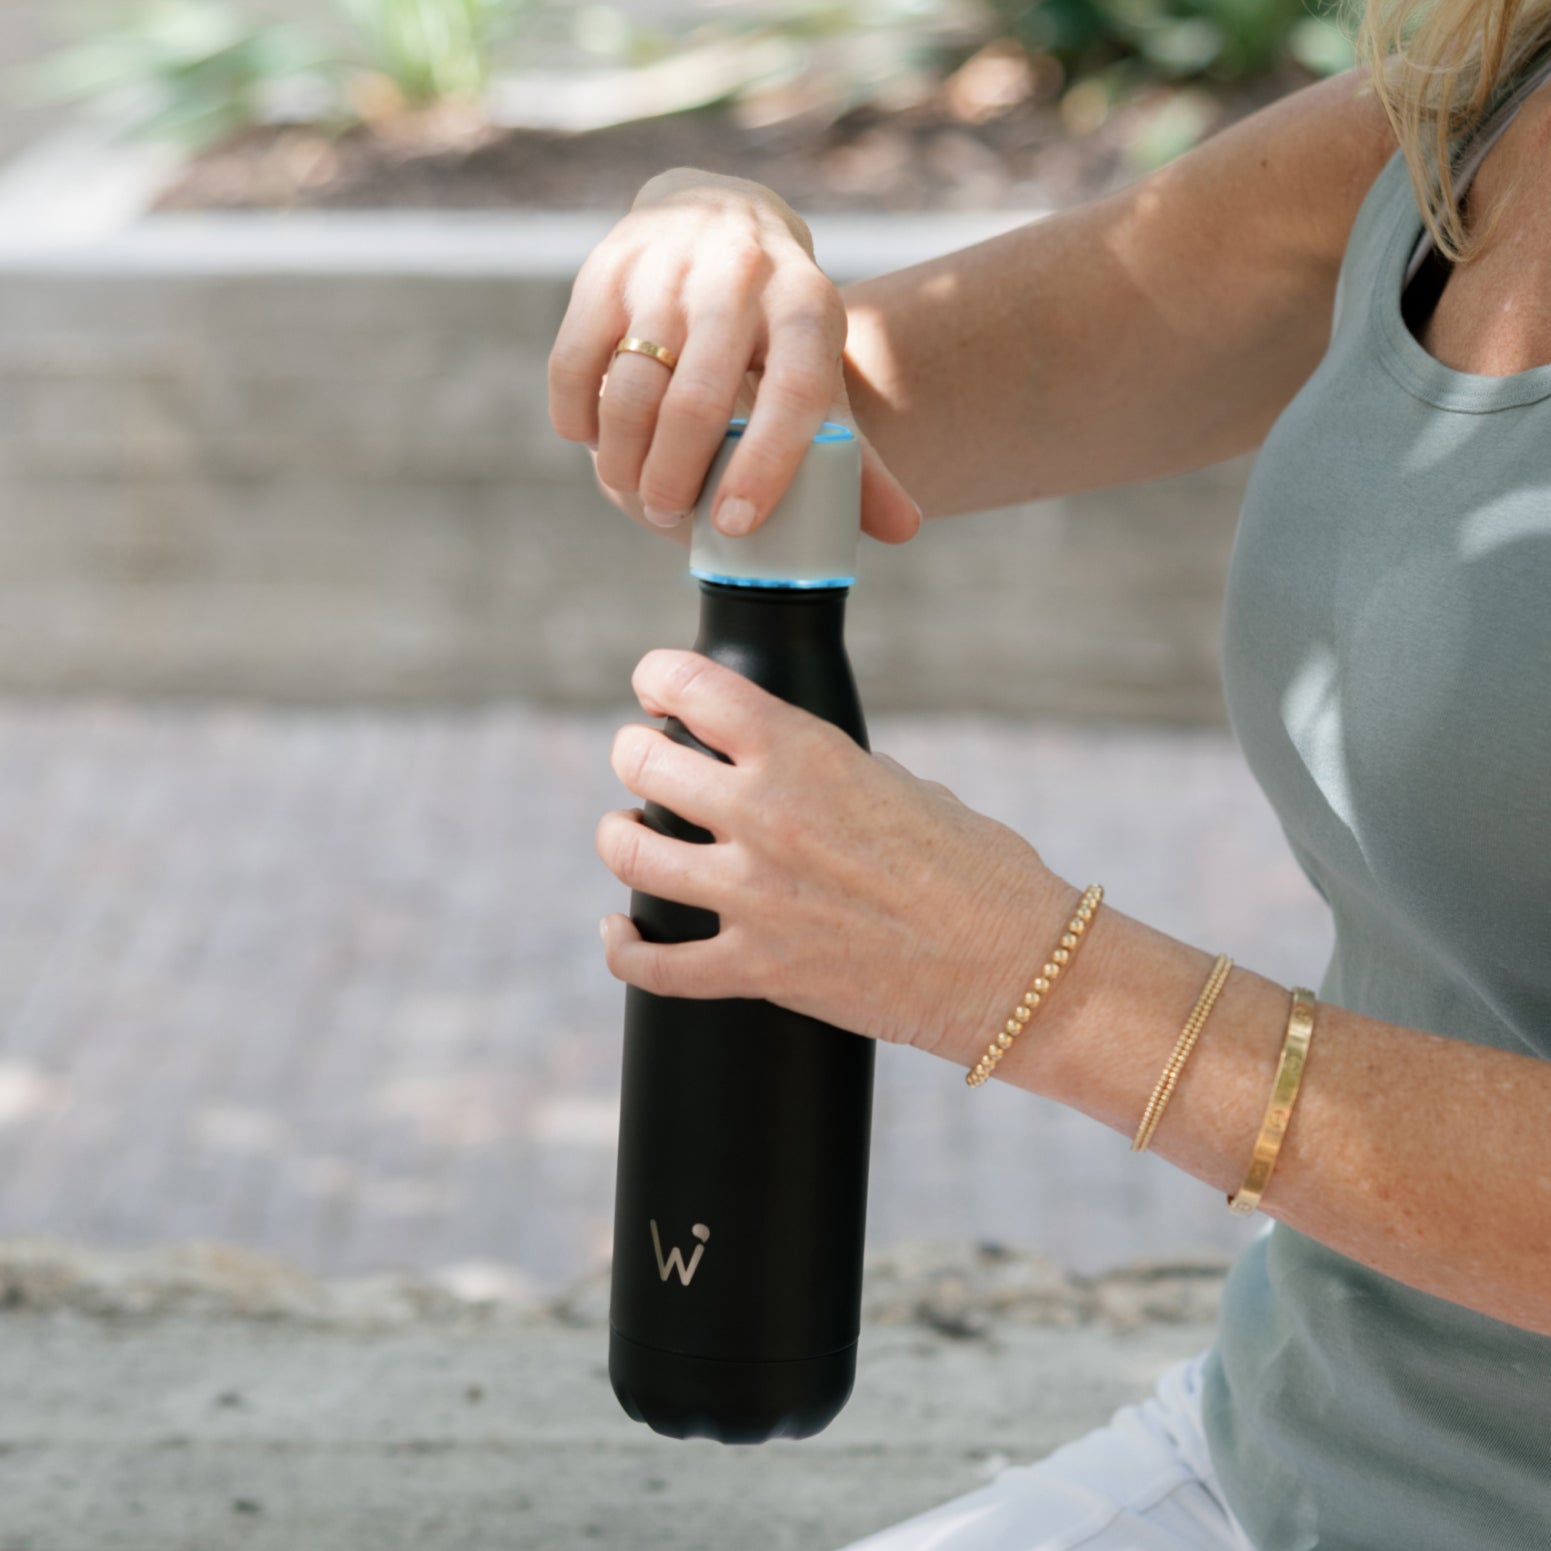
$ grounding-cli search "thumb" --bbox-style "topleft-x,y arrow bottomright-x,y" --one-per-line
857,430 -> 921,545
725,370 -> 922,546
829,375 -> 920,546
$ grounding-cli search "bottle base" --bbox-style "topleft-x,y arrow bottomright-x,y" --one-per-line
608,1325 -> 857,1445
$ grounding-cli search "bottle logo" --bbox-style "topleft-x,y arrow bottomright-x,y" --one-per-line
650,1220 -> 710,1286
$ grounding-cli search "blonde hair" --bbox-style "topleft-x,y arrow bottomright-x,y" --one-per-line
1348,0 -> 1551,263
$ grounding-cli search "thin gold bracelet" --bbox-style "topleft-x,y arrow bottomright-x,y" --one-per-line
1131,952 -> 1233,1153
1227,985 -> 1317,1214
966,883 -> 1103,1088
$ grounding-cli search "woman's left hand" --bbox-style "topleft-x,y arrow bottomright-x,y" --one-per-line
595,648 -> 1069,1058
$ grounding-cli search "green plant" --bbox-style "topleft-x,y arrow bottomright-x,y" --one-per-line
985,0 -> 1356,82
29,0 -> 538,151
338,0 -> 527,105
655,0 -> 984,125
27,1 -> 330,147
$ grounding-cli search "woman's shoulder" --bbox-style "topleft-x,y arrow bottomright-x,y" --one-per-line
1205,66 -> 1401,284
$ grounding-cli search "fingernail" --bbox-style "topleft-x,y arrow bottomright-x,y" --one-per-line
643,505 -> 685,528
599,916 -> 611,943
717,497 -> 756,536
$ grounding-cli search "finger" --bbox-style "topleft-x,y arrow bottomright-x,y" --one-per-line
631,649 -> 806,764
595,809 -> 730,912
596,313 -> 684,506
611,723 -> 738,833
637,306 -> 761,522
706,293 -> 845,536
548,245 -> 630,447
591,447 -> 694,546
600,911 -> 752,1001
858,431 -> 923,545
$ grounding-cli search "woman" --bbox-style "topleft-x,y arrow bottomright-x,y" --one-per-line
549,0 -> 1551,1543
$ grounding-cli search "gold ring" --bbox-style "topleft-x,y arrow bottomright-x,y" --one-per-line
613,336 -> 678,371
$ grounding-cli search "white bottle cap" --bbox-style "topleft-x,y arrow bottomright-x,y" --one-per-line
689,420 -> 861,589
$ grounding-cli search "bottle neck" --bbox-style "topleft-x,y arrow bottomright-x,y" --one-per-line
691,581 -> 866,749
694,580 -> 850,645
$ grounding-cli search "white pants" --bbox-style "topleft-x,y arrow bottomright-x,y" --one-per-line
834,1350 -> 1256,1551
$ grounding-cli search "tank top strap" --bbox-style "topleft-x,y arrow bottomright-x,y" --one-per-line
1404,35 -> 1551,286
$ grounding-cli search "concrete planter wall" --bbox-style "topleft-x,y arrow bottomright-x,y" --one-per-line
0,170 -> 1254,720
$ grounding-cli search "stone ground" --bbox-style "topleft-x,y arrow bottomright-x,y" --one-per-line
0,698 -> 1332,1292
0,1237 -> 1227,1550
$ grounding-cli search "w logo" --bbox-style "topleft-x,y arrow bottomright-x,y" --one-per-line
650,1220 -> 710,1286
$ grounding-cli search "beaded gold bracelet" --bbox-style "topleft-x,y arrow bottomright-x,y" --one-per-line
1130,952 -> 1233,1153
966,883 -> 1104,1088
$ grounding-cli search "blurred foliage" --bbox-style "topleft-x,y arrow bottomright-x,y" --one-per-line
983,0 -> 1355,85
693,0 -> 1358,171
28,2 -> 332,147
556,0 -> 1356,167
27,0 -> 1358,169
560,0 -> 986,122
724,0 -> 984,119
979,0 -> 1357,166
29,0 -> 541,147
336,0 -> 527,103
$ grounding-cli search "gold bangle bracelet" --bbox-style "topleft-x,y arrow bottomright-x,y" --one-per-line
1131,952 -> 1233,1153
966,883 -> 1103,1088
1227,985 -> 1317,1214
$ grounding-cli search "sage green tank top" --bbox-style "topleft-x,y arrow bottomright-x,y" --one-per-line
1202,53 -> 1551,1551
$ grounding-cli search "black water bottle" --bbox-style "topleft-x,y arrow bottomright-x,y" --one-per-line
609,419 -> 875,1444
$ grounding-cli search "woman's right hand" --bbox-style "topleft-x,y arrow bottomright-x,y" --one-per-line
547,166 -> 921,545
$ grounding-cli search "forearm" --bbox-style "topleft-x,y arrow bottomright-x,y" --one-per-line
838,191 -> 1321,520
954,875 -> 1551,1337
838,71 -> 1397,521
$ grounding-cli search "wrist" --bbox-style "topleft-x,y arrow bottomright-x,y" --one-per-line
928,858 -> 1093,1081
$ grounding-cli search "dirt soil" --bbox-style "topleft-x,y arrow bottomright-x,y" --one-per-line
155,65 -> 1314,215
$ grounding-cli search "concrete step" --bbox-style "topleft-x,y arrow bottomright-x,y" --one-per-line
0,198 -> 1255,719
0,1237 -> 1223,1551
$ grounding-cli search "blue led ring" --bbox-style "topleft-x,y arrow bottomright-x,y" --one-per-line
724,418 -> 855,444
690,569 -> 856,589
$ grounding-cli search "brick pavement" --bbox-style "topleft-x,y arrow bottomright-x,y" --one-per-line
0,700 -> 1332,1289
